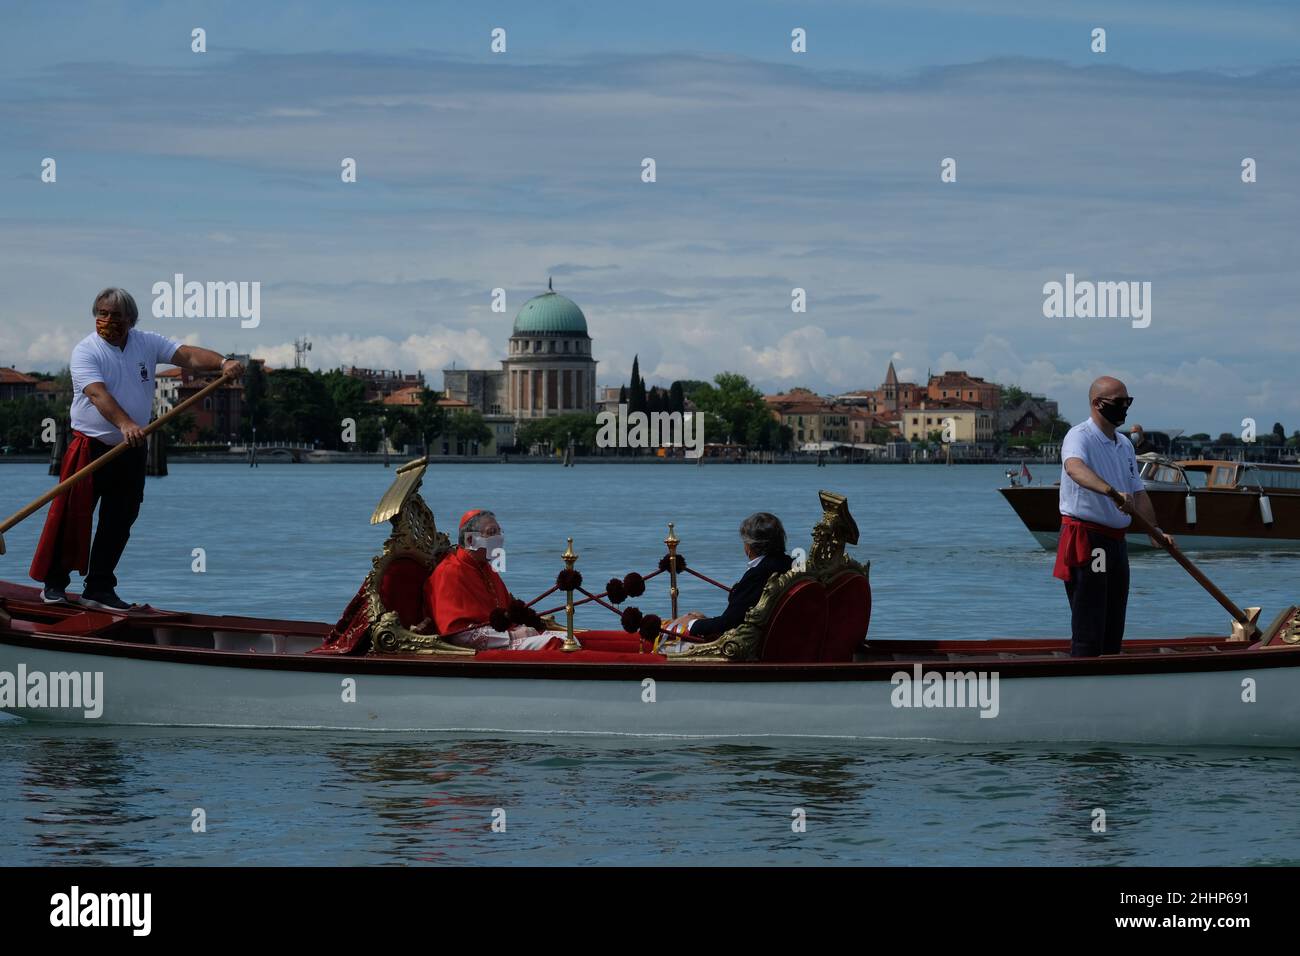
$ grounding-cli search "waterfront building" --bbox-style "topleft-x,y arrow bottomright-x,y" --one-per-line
0,368 -> 37,401
155,367 -> 182,414
999,397 -> 1061,436
835,362 -> 923,417
595,385 -> 623,416
174,368 -> 244,441
441,282 -> 599,453
379,386 -> 423,408
343,366 -> 425,403
34,380 -> 69,403
845,406 -> 898,443
500,283 -> 598,418
900,401 -> 994,443
769,398 -> 851,446
926,370 -> 1001,409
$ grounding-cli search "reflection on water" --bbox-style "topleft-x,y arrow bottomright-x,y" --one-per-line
3,726 -> 1299,865
19,736 -> 161,861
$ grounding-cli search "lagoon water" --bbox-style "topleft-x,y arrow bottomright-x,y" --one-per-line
2,462 -> 1298,865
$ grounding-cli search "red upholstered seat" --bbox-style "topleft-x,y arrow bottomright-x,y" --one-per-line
575,630 -> 649,653
822,571 -> 871,662
379,557 -> 431,628
759,579 -> 829,663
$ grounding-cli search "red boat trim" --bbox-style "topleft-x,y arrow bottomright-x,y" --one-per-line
2,627 -> 1297,682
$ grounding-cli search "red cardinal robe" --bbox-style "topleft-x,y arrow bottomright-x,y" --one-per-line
427,547 -> 512,636
427,547 -> 656,652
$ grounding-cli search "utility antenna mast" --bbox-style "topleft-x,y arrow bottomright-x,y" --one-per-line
293,336 -> 313,369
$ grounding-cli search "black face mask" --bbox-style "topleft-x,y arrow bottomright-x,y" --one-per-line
1098,400 -> 1128,426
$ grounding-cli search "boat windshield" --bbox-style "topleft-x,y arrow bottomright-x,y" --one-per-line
1144,463 -> 1184,484
1183,468 -> 1209,488
1245,466 -> 1300,490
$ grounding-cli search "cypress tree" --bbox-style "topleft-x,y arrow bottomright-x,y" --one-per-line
629,356 -> 646,415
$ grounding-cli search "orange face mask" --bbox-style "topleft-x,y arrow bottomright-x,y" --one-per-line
96,316 -> 127,342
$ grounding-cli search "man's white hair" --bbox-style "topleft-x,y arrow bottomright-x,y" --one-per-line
92,287 -> 139,327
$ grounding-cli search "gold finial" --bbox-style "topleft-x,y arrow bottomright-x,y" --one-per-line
665,522 -> 680,620
561,536 -> 581,652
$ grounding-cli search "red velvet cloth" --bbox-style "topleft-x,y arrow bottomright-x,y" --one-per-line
429,547 -> 512,635
314,558 -> 433,654
760,579 -> 830,663
311,582 -> 375,655
823,572 -> 871,662
1053,515 -> 1126,581
380,556 -> 430,628
29,431 -> 96,584
573,629 -> 651,653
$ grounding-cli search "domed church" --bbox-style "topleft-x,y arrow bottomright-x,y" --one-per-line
506,280 -> 598,417
441,280 -> 599,451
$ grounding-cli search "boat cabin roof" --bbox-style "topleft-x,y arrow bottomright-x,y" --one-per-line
1138,456 -> 1300,491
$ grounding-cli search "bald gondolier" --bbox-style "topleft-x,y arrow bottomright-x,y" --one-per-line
1054,376 -> 1173,657
29,288 -> 243,610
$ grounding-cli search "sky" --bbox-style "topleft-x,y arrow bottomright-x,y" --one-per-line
0,0 -> 1297,431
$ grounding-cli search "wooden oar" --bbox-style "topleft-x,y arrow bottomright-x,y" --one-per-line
0,371 -> 236,556
1118,499 -> 1261,641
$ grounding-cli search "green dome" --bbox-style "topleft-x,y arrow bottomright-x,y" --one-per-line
513,291 -> 588,335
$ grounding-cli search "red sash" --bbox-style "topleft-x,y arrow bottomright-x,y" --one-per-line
1053,514 -> 1126,581
29,431 -> 97,583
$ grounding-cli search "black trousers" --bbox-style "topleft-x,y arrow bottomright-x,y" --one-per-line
43,438 -> 147,595
1064,530 -> 1129,657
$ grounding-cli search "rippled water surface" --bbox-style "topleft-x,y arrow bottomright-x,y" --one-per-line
2,462 -> 1298,864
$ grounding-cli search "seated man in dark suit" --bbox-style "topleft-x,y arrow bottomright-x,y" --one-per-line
665,512 -> 793,644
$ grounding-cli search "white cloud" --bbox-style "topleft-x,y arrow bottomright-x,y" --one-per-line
738,326 -> 872,388
251,328 -> 498,379
0,52 -> 1295,434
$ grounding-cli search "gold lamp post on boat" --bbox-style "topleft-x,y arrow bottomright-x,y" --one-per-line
561,537 -> 582,653
665,522 -> 680,620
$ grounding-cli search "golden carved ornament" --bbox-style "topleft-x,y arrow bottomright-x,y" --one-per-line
363,458 -> 472,656
1278,608 -> 1300,646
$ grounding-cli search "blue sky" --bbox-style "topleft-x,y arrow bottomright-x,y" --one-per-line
1,0 -> 1297,431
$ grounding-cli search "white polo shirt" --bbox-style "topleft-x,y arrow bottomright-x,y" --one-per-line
1058,418 -> 1144,528
70,330 -> 182,445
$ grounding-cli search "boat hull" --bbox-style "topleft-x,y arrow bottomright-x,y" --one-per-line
4,635 -> 1300,746
1003,486 -> 1300,551
1026,530 -> 1299,552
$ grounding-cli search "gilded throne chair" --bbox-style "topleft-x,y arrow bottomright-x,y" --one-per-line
315,458 -> 474,656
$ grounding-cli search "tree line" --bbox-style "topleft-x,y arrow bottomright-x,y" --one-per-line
514,359 -> 795,454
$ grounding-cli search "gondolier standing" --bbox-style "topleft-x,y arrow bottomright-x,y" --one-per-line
29,288 -> 243,610
1055,376 -> 1172,656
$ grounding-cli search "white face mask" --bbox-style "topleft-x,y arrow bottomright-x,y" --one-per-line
468,532 -> 504,554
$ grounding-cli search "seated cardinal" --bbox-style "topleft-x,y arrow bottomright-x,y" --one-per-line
412,509 -> 559,651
